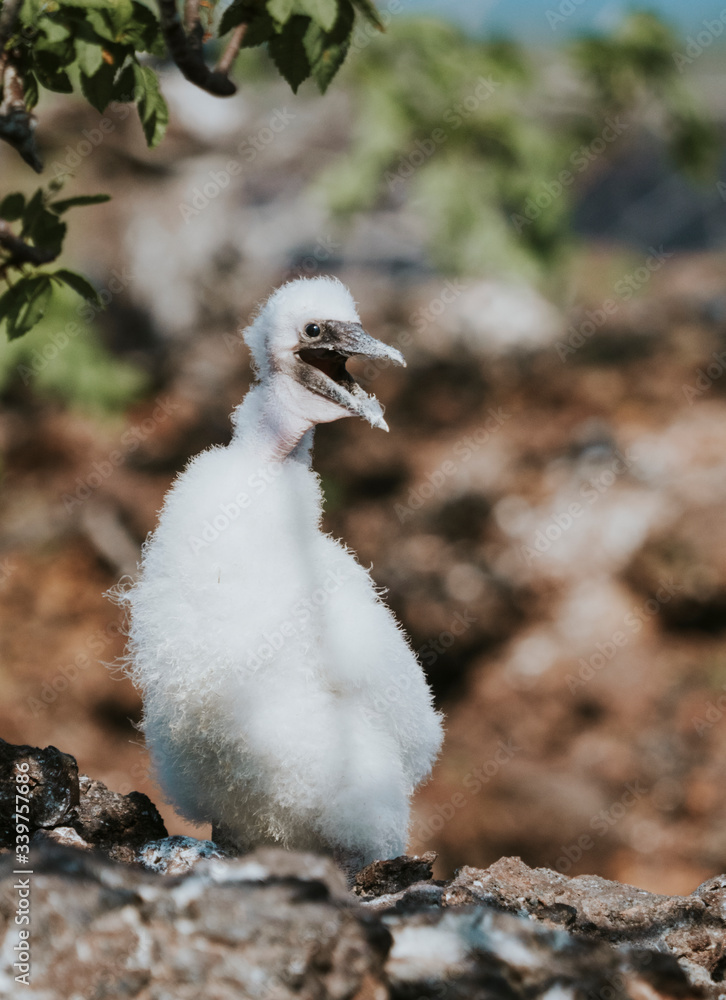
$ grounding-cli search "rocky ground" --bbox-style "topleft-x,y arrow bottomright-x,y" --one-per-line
2,738 -> 725,999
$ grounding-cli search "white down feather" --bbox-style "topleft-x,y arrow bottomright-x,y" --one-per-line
118,277 -> 443,865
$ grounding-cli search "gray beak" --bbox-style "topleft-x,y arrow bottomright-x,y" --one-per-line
294,321 -> 405,431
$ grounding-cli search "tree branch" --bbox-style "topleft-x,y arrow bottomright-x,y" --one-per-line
0,53 -> 42,172
183,0 -> 200,34
157,0 -> 237,97
0,220 -> 58,267
0,0 -> 23,51
215,23 -> 246,76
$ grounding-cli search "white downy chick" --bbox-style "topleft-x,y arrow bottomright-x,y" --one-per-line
117,276 -> 444,871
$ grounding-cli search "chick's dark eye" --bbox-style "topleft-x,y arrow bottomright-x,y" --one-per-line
305,323 -> 321,338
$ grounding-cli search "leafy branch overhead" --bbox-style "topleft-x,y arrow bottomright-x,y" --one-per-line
0,187 -> 108,339
1,0 -> 381,169
0,0 -> 382,341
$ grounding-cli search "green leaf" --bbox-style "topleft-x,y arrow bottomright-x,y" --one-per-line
127,3 -> 165,54
268,0 -> 295,25
23,70 -> 39,110
40,19 -> 71,44
242,14 -> 276,47
21,190 -> 67,258
50,269 -> 101,304
304,1 -> 354,93
49,194 -> 111,214
298,0 -> 337,32
0,194 -> 26,222
20,189 -> 46,239
85,8 -> 116,42
268,15 -> 312,92
219,0 -> 248,35
80,59 -> 118,113
0,276 -> 53,341
75,38 -> 104,77
350,0 -> 383,29
133,64 -> 169,148
220,3 -> 276,47
105,0 -> 135,35
114,60 -> 136,103
33,50 -> 74,94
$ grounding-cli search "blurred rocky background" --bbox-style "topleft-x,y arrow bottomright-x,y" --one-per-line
1,1 -> 726,901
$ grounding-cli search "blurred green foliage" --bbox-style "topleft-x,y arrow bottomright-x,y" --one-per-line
0,282 -> 147,411
316,12 -> 718,284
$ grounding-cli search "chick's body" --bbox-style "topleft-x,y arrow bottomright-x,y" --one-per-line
121,278 -> 443,867
125,394 -> 442,864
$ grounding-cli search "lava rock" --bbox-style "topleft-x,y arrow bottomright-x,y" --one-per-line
384,907 -> 689,1000
71,774 -> 167,861
354,851 -> 437,899
0,738 -> 79,848
0,845 -> 390,1000
443,856 -> 724,993
2,742 -> 725,998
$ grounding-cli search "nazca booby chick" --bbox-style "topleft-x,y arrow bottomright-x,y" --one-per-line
118,277 -> 444,870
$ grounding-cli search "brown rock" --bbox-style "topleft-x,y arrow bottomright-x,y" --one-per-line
354,851 -> 437,899
72,774 -> 167,853
443,856 -> 724,993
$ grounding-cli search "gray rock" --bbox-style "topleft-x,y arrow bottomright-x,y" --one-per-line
383,907 -> 689,1000
1,741 -> 725,999
0,845 -> 390,1000
443,856 -> 725,993
138,834 -> 226,874
0,738 -> 79,848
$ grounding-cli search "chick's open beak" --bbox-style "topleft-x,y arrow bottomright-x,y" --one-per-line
295,321 -> 405,431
